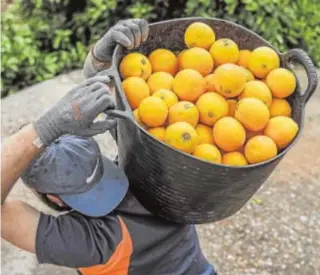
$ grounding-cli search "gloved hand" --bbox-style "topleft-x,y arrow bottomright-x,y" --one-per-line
93,19 -> 149,62
34,76 -> 116,146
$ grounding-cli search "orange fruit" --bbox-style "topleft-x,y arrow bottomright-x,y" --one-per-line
239,67 -> 255,82
139,97 -> 168,127
165,122 -> 199,153
245,135 -> 278,164
269,98 -> 292,117
173,69 -> 206,102
179,47 -> 214,76
204,74 -> 216,92
168,101 -> 199,127
147,72 -> 174,94
248,46 -> 280,78
120,52 -> 152,80
152,89 -> 178,108
122,77 -> 150,109
235,98 -> 270,131
148,127 -> 166,141
222,152 -> 248,166
193,144 -> 222,163
213,117 -> 246,152
196,92 -> 229,126
237,50 -> 251,68
149,49 -> 178,75
266,68 -> 296,98
239,80 -> 272,107
212,64 -> 246,98
264,116 -> 299,149
227,99 -> 237,117
209,38 -> 240,65
184,22 -> 215,49
196,124 -> 215,145
246,129 -> 263,140
177,49 -> 188,70
133,109 -> 147,129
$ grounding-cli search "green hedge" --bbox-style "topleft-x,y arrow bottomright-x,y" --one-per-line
1,0 -> 319,97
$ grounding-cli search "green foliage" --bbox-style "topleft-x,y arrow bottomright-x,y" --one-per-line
1,0 -> 319,97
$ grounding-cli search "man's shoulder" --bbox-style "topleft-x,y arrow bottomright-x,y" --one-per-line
36,210 -> 123,267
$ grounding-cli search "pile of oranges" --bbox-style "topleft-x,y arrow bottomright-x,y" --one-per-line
119,22 -> 299,166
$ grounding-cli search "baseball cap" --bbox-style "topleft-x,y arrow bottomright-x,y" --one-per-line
21,135 -> 129,217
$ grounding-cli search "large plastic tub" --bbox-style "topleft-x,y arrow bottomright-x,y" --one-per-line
105,17 -> 318,224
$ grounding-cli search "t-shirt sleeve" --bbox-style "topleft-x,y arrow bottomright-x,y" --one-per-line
36,211 -> 122,268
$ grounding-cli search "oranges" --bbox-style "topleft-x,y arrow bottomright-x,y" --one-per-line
266,68 -> 296,98
213,117 -> 246,152
239,80 -> 272,107
179,47 -> 214,76
119,21 -> 300,166
149,49 -> 178,75
193,144 -> 222,163
122,77 -> 150,109
165,122 -> 199,153
235,98 -> 270,131
264,116 -> 298,149
173,69 -> 206,102
248,46 -> 280,78
184,22 -> 215,49
227,99 -> 237,117
138,97 -> 168,127
240,67 -> 255,82
237,50 -> 251,68
245,136 -> 278,164
212,64 -> 246,98
120,52 -> 152,80
210,39 -> 240,65
204,74 -> 216,92
147,72 -> 174,94
168,101 -> 199,127
223,152 -> 248,166
152,89 -> 178,108
196,92 -> 229,126
133,109 -> 147,129
196,124 -> 215,145
269,99 -> 292,117
148,127 -> 166,141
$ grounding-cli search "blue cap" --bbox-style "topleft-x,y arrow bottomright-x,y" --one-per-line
21,135 -> 129,217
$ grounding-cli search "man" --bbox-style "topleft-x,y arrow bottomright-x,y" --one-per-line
1,19 -> 217,274
1,75 -> 116,247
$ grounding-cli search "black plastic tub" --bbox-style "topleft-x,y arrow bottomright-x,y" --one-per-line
104,17 -> 318,224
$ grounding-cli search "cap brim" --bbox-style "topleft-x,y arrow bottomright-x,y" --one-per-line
59,156 -> 129,217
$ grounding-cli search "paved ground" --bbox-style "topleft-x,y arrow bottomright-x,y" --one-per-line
1,69 -> 320,275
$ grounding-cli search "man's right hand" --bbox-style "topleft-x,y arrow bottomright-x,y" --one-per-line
34,76 -> 116,146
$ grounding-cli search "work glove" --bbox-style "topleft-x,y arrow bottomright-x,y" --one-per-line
93,19 -> 149,62
34,76 -> 116,146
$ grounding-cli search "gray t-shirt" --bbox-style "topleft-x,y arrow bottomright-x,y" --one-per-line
36,192 -> 215,275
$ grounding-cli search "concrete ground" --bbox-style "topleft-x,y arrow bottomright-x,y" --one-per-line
1,69 -> 320,275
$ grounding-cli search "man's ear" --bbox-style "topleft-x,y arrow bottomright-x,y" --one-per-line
46,194 -> 64,207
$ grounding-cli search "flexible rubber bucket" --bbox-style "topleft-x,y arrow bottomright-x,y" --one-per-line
104,17 -> 318,224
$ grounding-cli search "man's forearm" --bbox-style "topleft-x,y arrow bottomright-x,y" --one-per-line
1,124 -> 43,204
83,49 -> 111,78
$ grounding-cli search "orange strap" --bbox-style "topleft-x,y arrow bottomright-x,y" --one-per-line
79,217 -> 133,275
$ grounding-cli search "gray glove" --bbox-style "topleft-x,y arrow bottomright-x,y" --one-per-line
93,19 -> 149,62
34,76 -> 116,146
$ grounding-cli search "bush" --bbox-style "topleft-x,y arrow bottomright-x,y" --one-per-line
1,0 -> 319,97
